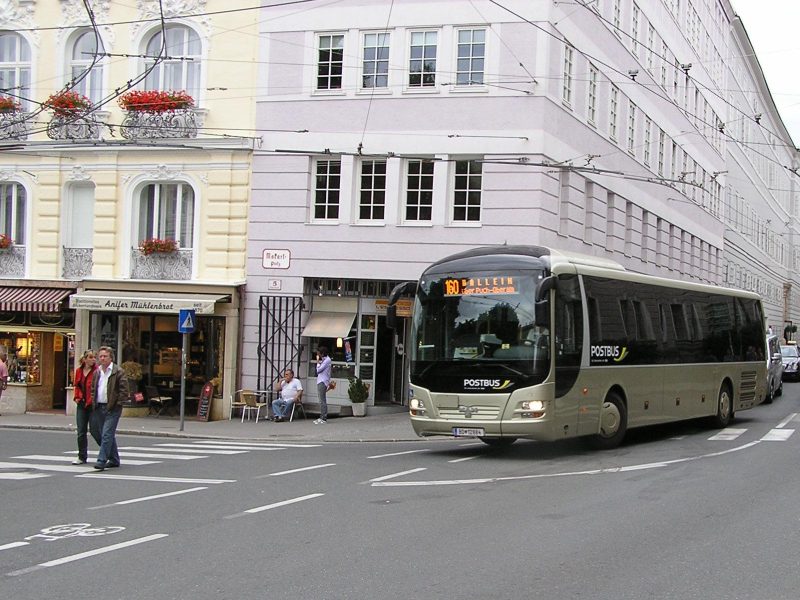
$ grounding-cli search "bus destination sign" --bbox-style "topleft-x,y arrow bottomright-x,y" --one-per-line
443,276 -> 517,296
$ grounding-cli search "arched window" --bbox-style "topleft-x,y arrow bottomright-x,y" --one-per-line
137,183 -> 194,249
0,182 -> 26,244
143,25 -> 201,100
0,32 -> 31,109
69,30 -> 104,103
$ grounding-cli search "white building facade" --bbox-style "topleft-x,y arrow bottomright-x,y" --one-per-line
244,0 -> 800,412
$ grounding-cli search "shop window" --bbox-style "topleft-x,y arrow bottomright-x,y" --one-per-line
307,325 -> 358,381
0,331 -> 41,384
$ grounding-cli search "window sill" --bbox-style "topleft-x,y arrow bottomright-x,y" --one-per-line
399,221 -> 434,227
352,221 -> 386,226
402,87 -> 440,95
356,88 -> 392,96
449,221 -> 482,227
312,89 -> 347,97
446,85 -> 489,94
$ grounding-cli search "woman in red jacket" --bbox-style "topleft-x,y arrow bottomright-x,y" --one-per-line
72,350 -> 99,464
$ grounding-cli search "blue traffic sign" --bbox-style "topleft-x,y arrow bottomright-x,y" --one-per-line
178,309 -> 196,333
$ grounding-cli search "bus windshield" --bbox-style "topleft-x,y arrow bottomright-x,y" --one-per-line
410,270 -> 550,392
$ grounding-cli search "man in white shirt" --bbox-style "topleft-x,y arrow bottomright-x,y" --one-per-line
90,346 -> 130,471
272,369 -> 303,422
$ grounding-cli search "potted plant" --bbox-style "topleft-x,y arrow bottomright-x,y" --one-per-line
347,376 -> 369,417
0,96 -> 21,113
43,90 -> 92,116
118,90 -> 194,113
0,233 -> 12,250
138,237 -> 178,255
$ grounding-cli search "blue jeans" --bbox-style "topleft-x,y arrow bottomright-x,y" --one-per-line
91,404 -> 122,466
317,382 -> 328,420
75,403 -> 99,462
272,398 -> 293,418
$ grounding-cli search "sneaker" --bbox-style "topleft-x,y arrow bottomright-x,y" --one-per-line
314,418 -> 327,425
72,459 -> 87,465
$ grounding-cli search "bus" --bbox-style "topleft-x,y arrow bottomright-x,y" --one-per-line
387,245 -> 767,449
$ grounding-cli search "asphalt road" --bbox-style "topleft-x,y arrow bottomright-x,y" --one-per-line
3,385 -> 800,599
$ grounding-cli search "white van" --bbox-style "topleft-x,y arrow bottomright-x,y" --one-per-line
765,334 -> 784,403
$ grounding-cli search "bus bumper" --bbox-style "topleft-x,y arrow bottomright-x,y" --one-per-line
410,415 -> 559,441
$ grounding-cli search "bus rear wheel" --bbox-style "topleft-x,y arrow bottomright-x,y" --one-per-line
708,384 -> 734,428
479,437 -> 517,448
588,392 -> 627,450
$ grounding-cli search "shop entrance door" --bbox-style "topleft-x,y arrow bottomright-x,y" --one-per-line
52,334 -> 67,409
374,316 -> 406,405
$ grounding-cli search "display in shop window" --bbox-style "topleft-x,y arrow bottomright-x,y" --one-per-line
0,332 -> 41,384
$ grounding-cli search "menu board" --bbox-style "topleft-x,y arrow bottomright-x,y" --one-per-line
196,382 -> 214,421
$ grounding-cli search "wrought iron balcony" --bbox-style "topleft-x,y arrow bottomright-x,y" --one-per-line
0,111 -> 30,140
130,247 -> 192,280
47,113 -> 101,140
62,247 -> 93,279
0,245 -> 25,278
120,109 -> 198,140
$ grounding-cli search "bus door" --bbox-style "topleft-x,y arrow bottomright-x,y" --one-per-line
554,275 -> 583,435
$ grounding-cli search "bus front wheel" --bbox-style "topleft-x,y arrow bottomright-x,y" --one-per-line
588,392 -> 627,450
479,437 -> 517,448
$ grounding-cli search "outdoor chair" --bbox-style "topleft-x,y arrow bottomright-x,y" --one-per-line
145,385 -> 175,416
229,389 -> 248,420
289,397 -> 307,422
241,391 -> 268,422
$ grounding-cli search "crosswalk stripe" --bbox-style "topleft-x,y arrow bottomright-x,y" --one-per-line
15,455 -> 159,466
127,445 -> 245,455
75,473 -> 235,484
0,472 -> 50,480
0,461 -> 92,473
761,428 -> 795,441
708,428 -> 746,441
192,440 -> 321,448
160,444 -> 282,451
63,450 -> 202,461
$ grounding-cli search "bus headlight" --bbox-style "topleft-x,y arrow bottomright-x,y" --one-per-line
409,397 -> 426,416
520,400 -> 545,418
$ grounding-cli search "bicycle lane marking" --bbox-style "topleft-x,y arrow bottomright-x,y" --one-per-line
6,534 -> 169,577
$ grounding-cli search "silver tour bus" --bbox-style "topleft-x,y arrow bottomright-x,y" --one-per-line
388,245 -> 767,448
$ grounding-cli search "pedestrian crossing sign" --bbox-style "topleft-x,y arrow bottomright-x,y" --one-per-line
178,309 -> 196,333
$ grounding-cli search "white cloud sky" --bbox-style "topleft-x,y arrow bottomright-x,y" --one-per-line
733,0 -> 800,145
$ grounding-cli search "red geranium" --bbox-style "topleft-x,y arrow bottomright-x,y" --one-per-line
44,90 -> 92,116
0,96 -> 20,112
118,90 -> 194,113
0,233 -> 12,249
139,238 -> 178,255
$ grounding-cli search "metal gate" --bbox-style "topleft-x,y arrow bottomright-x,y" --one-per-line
257,295 -> 305,393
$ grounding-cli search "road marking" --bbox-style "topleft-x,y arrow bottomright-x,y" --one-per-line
707,428 -> 746,441
448,455 -> 479,463
776,413 -> 797,429
243,493 -> 325,514
121,446 -> 243,455
371,441 -> 761,487
761,428 -> 794,441
256,463 -> 336,478
154,443 -> 281,451
0,461 -> 92,473
458,442 -> 484,447
367,449 -> 430,459
75,473 -> 235,484
88,487 -> 208,510
0,541 -> 30,551
0,472 -> 50,480
193,440 -> 321,448
6,534 -> 168,577
368,468 -> 427,483
74,451 -> 202,461
16,455 -> 159,466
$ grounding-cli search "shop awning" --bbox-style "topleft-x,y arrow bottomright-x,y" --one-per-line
300,312 -> 357,338
69,291 -> 229,314
0,287 -> 73,312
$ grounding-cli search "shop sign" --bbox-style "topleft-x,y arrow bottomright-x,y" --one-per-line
262,249 -> 290,269
374,299 -> 413,317
69,294 -> 218,314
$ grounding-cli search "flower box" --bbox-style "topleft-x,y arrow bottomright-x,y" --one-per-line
0,96 -> 21,112
43,91 -> 92,116
0,233 -> 12,249
138,238 -> 177,256
118,90 -> 194,113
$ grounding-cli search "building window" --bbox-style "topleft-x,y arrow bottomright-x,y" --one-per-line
456,28 -> 485,86
613,0 -> 622,36
631,4 -> 640,56
314,160 -> 341,220
587,64 -> 598,124
453,160 -> 482,223
643,117 -> 651,166
0,32 -> 31,109
405,159 -> 434,222
317,34 -> 344,90
362,32 -> 389,89
409,31 -> 437,87
562,45 -> 574,106
609,85 -> 619,140
657,128 -> 665,175
0,182 -> 26,245
359,160 -> 386,221
137,183 -> 194,248
144,25 -> 201,100
646,24 -> 655,74
627,101 -> 637,155
69,30 -> 104,103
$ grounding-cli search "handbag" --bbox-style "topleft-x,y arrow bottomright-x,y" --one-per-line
327,380 -> 337,391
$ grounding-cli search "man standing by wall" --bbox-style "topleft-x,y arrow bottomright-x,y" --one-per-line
91,346 -> 130,471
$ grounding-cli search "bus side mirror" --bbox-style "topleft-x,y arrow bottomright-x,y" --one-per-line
535,300 -> 550,328
386,305 -> 398,330
386,281 -> 416,330
535,275 -> 557,302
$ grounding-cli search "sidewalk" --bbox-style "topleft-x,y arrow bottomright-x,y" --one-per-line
0,407 -> 425,443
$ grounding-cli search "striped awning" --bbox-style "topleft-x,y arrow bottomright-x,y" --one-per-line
0,287 -> 73,312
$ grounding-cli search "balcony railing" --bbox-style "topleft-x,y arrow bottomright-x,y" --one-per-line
0,111 -> 30,140
0,245 -> 25,278
63,247 -> 93,279
47,113 -> 102,141
130,248 -> 192,280
120,109 -> 198,140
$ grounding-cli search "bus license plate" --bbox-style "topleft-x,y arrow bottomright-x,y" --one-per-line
452,427 -> 485,437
